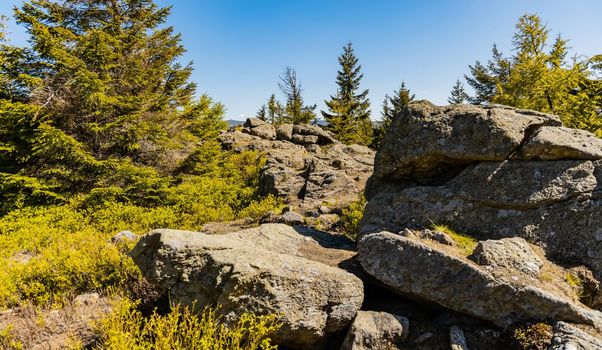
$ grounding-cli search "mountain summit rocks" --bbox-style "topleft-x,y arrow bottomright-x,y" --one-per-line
220,118 -> 374,215
362,101 -> 602,279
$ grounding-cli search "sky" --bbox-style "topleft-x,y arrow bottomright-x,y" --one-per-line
1,1 -> 601,121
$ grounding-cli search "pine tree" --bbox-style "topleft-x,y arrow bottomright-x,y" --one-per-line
448,79 -> 469,104
278,66 -> 316,124
371,82 -> 415,149
322,42 -> 372,145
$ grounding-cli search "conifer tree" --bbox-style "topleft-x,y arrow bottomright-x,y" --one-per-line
13,0 -> 196,163
0,0 -> 228,211
266,93 -> 284,125
256,104 -> 267,121
448,79 -> 469,104
465,14 -> 601,135
278,66 -> 316,124
371,82 -> 414,149
322,42 -> 372,145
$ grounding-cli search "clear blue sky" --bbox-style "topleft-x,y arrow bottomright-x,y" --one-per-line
1,1 -> 601,120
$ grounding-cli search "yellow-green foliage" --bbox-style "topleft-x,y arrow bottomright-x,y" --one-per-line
92,300 -> 280,350
0,154 -> 280,309
340,196 -> 366,240
565,272 -> 585,298
431,223 -> 478,256
509,322 -> 553,350
0,326 -> 23,350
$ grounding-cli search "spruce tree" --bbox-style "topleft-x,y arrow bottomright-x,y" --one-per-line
322,42 -> 372,145
14,0 -> 196,163
256,104 -> 267,121
0,0 -> 228,211
448,79 -> 469,104
266,93 -> 283,125
278,66 -> 316,124
371,82 -> 414,149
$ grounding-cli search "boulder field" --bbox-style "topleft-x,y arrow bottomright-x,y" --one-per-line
131,103 -> 602,349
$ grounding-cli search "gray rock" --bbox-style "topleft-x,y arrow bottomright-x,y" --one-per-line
111,230 -> 138,244
131,225 -> 363,348
340,311 -> 409,350
449,325 -> 468,350
520,126 -> 602,160
364,101 -> 602,279
341,311 -> 410,350
293,124 -> 336,145
362,159 -> 602,278
224,129 -> 373,213
357,231 -> 602,329
249,123 -> 276,140
469,237 -> 543,277
549,322 -> 602,350
292,134 -> 320,144
276,123 -> 294,141
244,117 -> 266,128
374,101 -> 562,180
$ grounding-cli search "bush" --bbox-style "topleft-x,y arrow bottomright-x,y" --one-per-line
92,299 -> 280,350
340,196 -> 366,240
506,322 -> 553,350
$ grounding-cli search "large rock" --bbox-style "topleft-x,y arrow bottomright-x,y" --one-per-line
362,101 -> 602,278
221,120 -> 374,212
340,311 -> 409,350
549,322 -> 602,350
130,224 -> 363,348
357,231 -> 602,329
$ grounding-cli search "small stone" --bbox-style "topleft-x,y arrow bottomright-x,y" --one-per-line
319,205 -> 332,214
111,230 -> 138,244
340,311 -> 409,350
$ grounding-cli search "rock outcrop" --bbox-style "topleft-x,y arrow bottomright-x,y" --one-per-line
130,224 -> 363,349
362,101 -> 602,279
357,231 -> 602,329
220,118 -> 374,213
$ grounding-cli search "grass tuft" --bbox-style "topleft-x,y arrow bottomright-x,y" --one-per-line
430,223 -> 478,256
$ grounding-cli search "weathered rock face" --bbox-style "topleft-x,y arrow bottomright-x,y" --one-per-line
130,224 -> 363,349
357,231 -> 602,329
468,237 -> 543,277
550,322 -> 602,350
340,311 -> 409,350
220,118 -> 374,213
362,101 -> 602,278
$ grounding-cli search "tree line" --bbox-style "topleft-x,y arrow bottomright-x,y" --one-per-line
256,14 -> 601,149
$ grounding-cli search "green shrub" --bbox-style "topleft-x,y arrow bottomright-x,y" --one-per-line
340,196 -> 366,240
92,299 -> 280,350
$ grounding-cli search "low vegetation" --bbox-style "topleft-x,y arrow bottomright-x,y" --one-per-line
431,223 -> 478,256
506,322 -> 553,350
89,300 -> 280,350
340,196 -> 366,240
